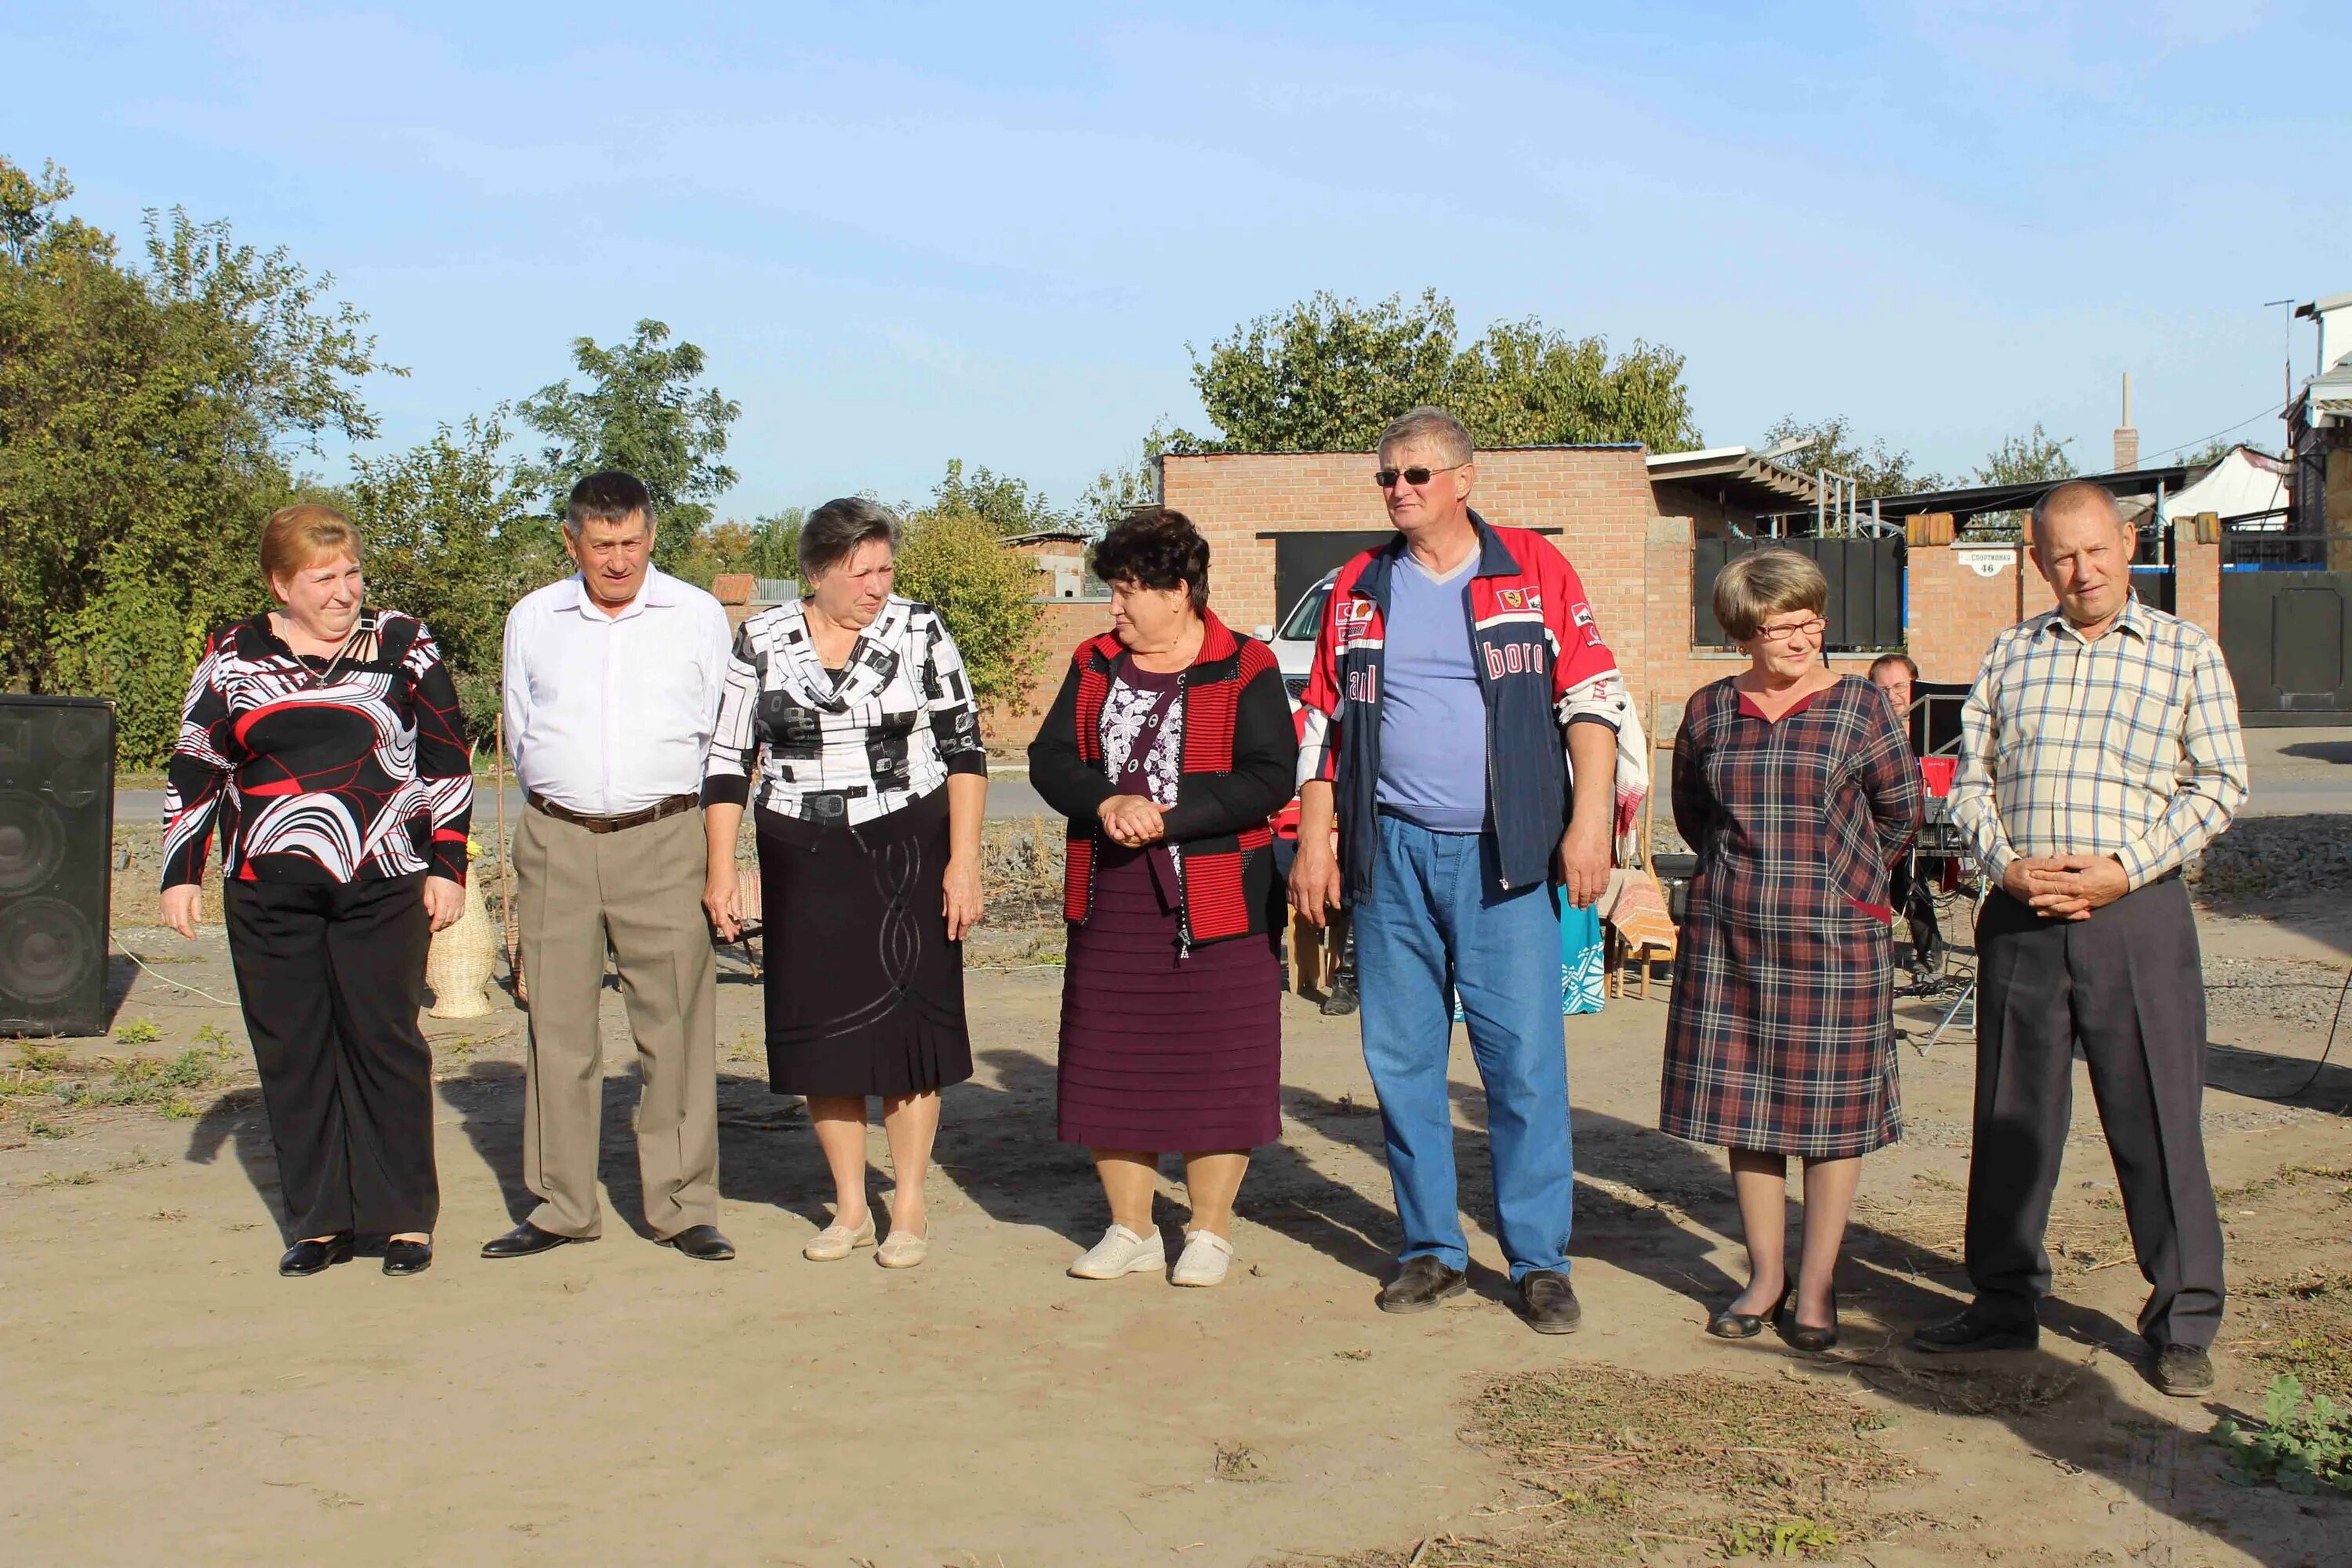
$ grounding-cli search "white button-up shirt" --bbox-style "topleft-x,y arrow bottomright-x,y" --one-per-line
502,566 -> 734,815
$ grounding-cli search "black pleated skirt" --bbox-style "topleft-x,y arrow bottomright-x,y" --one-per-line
1057,843 -> 1282,1152
756,789 -> 973,1098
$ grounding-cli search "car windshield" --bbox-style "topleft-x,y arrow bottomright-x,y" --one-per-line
1276,582 -> 1331,641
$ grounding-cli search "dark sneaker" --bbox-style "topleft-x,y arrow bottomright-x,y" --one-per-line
1519,1269 -> 1583,1334
1910,1306 -> 2038,1353
1377,1255 -> 1468,1315
2153,1345 -> 2216,1397
1319,971 -> 1359,1016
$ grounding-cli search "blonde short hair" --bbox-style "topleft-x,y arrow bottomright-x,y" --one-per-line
259,503 -> 362,586
1713,548 -> 1828,642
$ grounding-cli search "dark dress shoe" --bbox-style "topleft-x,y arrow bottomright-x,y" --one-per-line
279,1234 -> 354,1277
1519,1269 -> 1583,1334
1911,1305 -> 2038,1354
1778,1289 -> 1839,1352
657,1224 -> 736,1261
1708,1281 -> 1793,1341
382,1239 -> 434,1276
481,1221 -> 593,1259
1377,1255 -> 1468,1314
2153,1345 -> 2216,1397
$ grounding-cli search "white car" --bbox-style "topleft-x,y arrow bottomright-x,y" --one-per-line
1257,570 -> 1336,712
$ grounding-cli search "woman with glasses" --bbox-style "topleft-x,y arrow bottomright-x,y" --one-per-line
1661,549 -> 1921,1351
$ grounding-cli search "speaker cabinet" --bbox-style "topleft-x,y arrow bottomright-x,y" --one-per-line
0,697 -> 115,1036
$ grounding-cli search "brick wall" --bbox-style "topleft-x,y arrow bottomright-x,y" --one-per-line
983,595 -> 1113,743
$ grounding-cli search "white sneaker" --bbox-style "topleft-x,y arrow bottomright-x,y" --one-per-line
1068,1223 -> 1166,1279
1171,1229 -> 1235,1287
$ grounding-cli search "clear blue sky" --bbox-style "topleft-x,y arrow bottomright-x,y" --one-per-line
6,2 -> 2345,519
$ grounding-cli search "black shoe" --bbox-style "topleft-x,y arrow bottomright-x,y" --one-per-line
1519,1269 -> 1583,1334
658,1223 -> 736,1261
1708,1280 -> 1793,1341
1377,1255 -> 1468,1314
279,1234 -> 354,1277
2153,1344 -> 2216,1397
1911,1305 -> 2038,1354
480,1221 -> 593,1259
1779,1288 -> 1839,1352
1320,974 -> 1359,1016
383,1238 -> 434,1276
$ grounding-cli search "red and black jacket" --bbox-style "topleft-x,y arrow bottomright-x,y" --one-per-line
1028,611 -> 1298,947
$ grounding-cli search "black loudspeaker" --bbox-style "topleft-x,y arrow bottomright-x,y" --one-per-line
0,697 -> 115,1036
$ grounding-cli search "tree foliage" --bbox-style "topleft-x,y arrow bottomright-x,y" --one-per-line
514,318 -> 740,568
928,459 -> 1069,537
1972,421 -> 2077,486
1184,289 -> 1700,454
0,157 -> 392,763
1759,415 -> 1947,499
895,488 -> 1046,711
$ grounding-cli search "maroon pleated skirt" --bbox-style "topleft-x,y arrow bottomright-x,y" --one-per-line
1057,844 -> 1282,1152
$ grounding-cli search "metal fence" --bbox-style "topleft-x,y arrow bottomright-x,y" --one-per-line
1692,536 -> 1905,650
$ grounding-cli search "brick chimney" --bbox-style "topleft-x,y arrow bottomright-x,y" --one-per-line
2112,372 -> 2139,470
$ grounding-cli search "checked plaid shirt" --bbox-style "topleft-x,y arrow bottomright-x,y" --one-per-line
1949,596 -> 2247,890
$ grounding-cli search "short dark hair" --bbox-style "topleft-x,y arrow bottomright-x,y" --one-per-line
1091,506 -> 1210,612
1869,652 -> 1919,681
565,470 -> 655,535
798,496 -> 902,579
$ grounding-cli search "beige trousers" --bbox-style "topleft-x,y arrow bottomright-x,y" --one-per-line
513,805 -> 719,1239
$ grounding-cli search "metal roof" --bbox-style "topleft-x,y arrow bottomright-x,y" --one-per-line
1862,463 -> 2198,521
1646,446 -> 1822,510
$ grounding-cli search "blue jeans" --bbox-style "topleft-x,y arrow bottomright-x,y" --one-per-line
1356,815 -> 1575,1281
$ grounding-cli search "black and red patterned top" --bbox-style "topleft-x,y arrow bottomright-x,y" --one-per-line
162,610 -> 474,889
1028,611 -> 1297,946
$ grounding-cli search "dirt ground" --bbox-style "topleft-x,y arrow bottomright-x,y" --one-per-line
7,833 -> 2352,1564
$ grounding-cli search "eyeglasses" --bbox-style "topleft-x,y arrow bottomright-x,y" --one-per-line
1374,463 -> 1462,490
1752,618 -> 1828,643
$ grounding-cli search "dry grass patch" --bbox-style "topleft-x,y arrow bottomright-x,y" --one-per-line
1276,1364 -> 1920,1564
2236,1272 -> 2352,1403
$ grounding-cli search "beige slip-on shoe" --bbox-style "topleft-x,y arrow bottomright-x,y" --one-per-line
803,1213 -> 877,1261
1068,1223 -> 1167,1280
875,1226 -> 929,1269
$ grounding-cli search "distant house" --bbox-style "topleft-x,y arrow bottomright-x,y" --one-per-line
2289,292 -> 2352,571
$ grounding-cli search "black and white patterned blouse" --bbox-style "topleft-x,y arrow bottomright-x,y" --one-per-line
703,595 -> 986,826
1100,662 -> 1186,868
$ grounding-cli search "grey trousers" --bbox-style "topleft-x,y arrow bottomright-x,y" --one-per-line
1963,876 -> 2225,1348
514,805 -> 719,1239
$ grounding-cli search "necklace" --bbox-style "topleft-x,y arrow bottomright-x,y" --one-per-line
276,611 -> 368,690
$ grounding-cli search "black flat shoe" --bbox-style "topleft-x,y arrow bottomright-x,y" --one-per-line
480,1221 -> 593,1259
1779,1288 -> 1839,1352
1707,1281 -> 1793,1341
1377,1255 -> 1468,1314
383,1238 -> 433,1276
279,1234 -> 354,1277
657,1224 -> 735,1261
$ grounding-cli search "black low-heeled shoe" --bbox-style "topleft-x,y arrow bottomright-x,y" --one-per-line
383,1238 -> 434,1276
1778,1288 -> 1840,1352
279,1234 -> 355,1277
1707,1281 -> 1795,1340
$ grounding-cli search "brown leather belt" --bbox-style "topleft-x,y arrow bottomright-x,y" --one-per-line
527,791 -> 700,834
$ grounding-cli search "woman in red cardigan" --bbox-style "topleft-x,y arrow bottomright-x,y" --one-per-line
1029,508 -> 1298,1287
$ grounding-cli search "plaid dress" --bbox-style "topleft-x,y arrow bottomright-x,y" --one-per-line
1661,676 -> 1923,1156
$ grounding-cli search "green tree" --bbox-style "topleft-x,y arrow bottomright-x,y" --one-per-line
513,319 -> 740,568
895,494 -> 1046,712
1075,426 -> 1175,534
347,413 -> 560,738
0,157 -> 391,763
1184,289 -> 1701,453
1759,415 -> 1946,498
928,459 -> 1069,536
1973,422 -> 2077,486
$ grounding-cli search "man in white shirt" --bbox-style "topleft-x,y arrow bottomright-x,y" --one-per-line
483,470 -> 738,1262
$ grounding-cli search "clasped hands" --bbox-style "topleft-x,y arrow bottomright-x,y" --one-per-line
1098,793 -> 1169,849
2001,853 -> 2129,921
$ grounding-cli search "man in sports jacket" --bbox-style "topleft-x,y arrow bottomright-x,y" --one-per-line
1290,406 -> 1643,1333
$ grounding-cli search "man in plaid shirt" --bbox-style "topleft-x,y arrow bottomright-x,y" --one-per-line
1919,481 -> 2247,1397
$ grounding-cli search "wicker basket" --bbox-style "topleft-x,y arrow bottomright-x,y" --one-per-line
426,876 -> 498,1018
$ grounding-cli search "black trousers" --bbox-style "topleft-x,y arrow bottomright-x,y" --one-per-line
224,873 -> 437,1238
1963,877 -> 2224,1348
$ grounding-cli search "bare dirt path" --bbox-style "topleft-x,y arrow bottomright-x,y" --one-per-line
7,898 -> 2351,1565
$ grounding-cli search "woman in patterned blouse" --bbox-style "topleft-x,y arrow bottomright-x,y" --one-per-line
160,504 -> 473,1280
1662,550 -> 1921,1350
1028,509 -> 1298,1288
702,499 -> 988,1271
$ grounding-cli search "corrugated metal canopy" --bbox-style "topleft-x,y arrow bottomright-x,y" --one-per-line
1646,446 -> 1821,510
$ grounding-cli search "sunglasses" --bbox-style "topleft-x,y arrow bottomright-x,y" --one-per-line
1374,463 -> 1462,490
